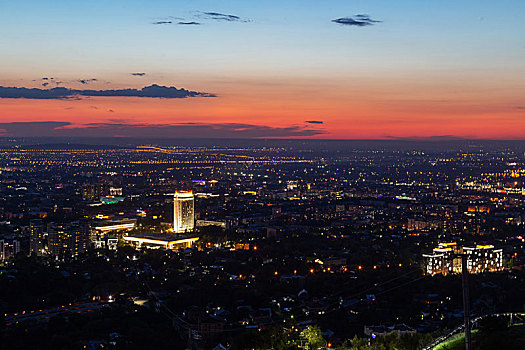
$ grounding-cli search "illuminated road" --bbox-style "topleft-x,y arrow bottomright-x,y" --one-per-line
4,302 -> 110,327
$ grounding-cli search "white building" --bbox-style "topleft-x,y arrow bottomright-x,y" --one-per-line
423,243 -> 503,276
174,191 -> 194,233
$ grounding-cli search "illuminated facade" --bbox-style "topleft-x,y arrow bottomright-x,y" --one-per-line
94,219 -> 136,233
82,183 -> 109,201
463,245 -> 504,274
0,239 -> 20,261
423,243 -> 503,275
174,191 -> 194,233
91,218 -> 136,250
109,187 -> 123,196
48,222 -> 90,260
29,219 -> 46,256
123,234 -> 199,250
196,219 -> 227,229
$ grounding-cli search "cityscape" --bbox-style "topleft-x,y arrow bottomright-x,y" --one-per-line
0,140 -> 525,349
2,0 -> 525,349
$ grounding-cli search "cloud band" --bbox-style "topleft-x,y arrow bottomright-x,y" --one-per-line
0,84 -> 215,99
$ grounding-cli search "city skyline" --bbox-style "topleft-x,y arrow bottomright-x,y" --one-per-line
1,0 -> 525,139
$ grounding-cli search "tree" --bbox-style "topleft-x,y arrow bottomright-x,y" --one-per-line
300,326 -> 325,349
340,336 -> 371,350
232,326 -> 298,350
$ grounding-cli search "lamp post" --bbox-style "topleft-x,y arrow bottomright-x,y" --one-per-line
459,254 -> 471,350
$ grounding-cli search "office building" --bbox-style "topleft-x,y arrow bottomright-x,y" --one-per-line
173,191 -> 194,233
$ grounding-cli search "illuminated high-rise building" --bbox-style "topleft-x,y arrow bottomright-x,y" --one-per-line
173,191 -> 194,233
423,243 -> 503,276
29,219 -> 45,256
47,221 -> 89,260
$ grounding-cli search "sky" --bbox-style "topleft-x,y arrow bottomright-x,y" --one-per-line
1,0 -> 524,139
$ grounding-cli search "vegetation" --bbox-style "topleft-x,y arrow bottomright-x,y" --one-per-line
433,318 -> 525,350
231,326 -> 441,350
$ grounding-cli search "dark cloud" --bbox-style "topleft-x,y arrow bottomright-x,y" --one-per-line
0,122 -> 71,137
0,122 -> 325,138
0,84 -> 215,99
108,109 -> 114,113
78,78 -> 98,84
305,120 -> 324,124
153,12 -> 249,26
332,14 -> 381,26
37,77 -> 57,87
515,106 -> 525,110
178,21 -> 201,25
385,135 -> 465,141
131,72 -> 146,76
197,11 -> 249,22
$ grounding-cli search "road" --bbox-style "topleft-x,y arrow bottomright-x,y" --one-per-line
4,302 -> 110,327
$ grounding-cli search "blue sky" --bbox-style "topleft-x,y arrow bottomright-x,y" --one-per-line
0,0 -> 524,138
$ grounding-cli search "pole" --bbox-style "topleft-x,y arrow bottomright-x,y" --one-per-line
461,255 -> 471,350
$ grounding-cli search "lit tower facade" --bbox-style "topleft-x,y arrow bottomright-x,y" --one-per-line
173,191 -> 194,233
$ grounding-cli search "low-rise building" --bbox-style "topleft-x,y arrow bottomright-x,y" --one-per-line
123,234 -> 199,250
